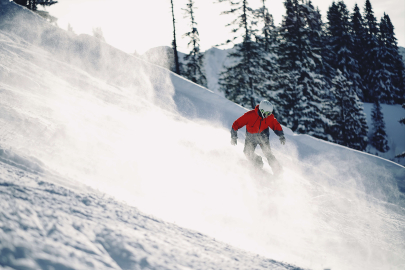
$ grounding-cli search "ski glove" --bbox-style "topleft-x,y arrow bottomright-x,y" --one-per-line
231,129 -> 237,146
279,135 -> 286,145
231,138 -> 237,146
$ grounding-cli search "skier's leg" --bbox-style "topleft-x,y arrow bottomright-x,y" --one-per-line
259,139 -> 282,175
243,136 -> 263,168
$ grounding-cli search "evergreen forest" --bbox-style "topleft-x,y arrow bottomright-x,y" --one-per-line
172,0 -> 405,154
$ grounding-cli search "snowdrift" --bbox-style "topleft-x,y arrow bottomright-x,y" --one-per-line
1,1 -> 405,269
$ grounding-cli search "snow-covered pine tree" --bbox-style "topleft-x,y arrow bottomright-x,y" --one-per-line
325,1 -> 363,106
182,0 -> 207,88
318,10 -> 335,93
328,69 -> 368,150
323,1 -> 339,75
257,0 -> 275,52
272,0 -> 301,128
395,103 -> 405,158
170,0 -> 181,75
322,1 -> 341,123
305,1 -> 323,74
217,0 -> 265,109
393,55 -> 405,104
362,0 -> 380,102
275,0 -> 327,140
370,99 -> 389,152
254,0 -> 279,106
350,3 -> 367,101
371,13 -> 399,104
382,14 -> 405,104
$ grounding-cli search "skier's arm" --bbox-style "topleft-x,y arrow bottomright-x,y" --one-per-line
231,113 -> 248,138
230,113 -> 250,145
232,113 -> 250,134
273,129 -> 284,137
269,117 -> 284,135
269,117 -> 286,145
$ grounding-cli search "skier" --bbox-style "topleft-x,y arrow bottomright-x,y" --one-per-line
231,100 -> 286,174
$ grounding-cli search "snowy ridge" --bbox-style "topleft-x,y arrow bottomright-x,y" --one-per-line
1,1 -> 405,270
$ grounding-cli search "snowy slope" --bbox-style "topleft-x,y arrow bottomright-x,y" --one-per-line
1,1 -> 405,270
201,47 -> 232,95
141,46 -> 232,96
0,156 -> 304,270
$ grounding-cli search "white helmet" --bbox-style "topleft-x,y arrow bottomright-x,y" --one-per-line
259,100 -> 274,114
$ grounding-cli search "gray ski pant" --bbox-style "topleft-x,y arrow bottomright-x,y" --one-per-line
243,131 -> 281,173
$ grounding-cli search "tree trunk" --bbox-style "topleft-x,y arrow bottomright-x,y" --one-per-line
171,0 -> 181,75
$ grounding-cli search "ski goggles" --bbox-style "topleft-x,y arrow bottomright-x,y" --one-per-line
260,109 -> 272,118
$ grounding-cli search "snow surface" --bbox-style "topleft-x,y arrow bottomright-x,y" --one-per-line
201,47 -> 232,96
0,159 -> 303,270
1,1 -> 405,270
141,46 -> 233,97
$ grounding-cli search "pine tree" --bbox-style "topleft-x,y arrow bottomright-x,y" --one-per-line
182,0 -> 207,87
325,1 -> 363,106
305,1 -> 323,74
217,0 -> 265,109
370,99 -> 389,152
395,103 -> 405,158
319,9 -> 335,92
394,56 -> 405,104
170,0 -> 181,75
372,13 -> 398,104
297,1 -> 328,139
362,0 -> 380,102
382,14 -> 405,104
254,0 -> 279,105
328,70 -> 368,150
275,0 -> 327,140
350,3 -> 367,101
268,0 -> 299,127
257,0 -> 275,52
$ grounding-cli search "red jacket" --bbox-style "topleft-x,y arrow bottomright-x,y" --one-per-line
232,105 -> 283,135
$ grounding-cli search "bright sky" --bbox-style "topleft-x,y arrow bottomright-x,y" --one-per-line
44,0 -> 405,55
